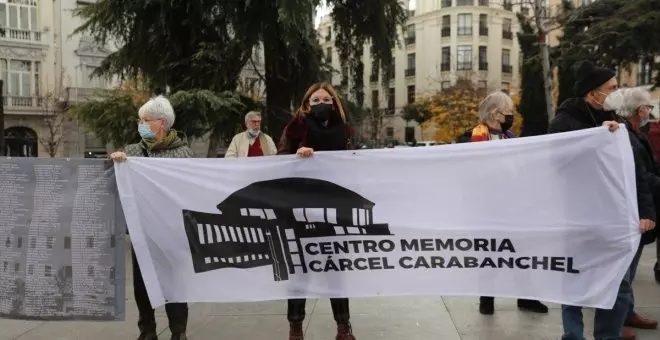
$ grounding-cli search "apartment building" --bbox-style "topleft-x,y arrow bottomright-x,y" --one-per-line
318,0 -> 525,143
1,0 -> 265,158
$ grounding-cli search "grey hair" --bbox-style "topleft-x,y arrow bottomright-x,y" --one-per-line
619,88 -> 651,118
245,111 -> 261,122
138,95 -> 175,129
478,91 -> 514,122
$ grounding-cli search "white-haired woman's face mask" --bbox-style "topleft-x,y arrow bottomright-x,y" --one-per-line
137,114 -> 166,140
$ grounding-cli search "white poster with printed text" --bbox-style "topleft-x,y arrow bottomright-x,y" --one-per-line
115,127 -> 640,309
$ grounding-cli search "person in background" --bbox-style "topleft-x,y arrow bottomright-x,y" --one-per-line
468,91 -> 550,315
110,95 -> 194,340
277,82 -> 355,340
549,60 -> 656,340
617,87 -> 659,332
644,111 -> 660,285
225,111 -> 277,158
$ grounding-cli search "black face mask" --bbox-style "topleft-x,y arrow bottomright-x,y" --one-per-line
501,115 -> 514,131
310,103 -> 335,122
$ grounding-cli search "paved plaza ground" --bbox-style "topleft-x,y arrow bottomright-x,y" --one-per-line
1,242 -> 659,340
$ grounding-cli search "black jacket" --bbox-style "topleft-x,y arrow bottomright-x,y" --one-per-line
549,98 -> 656,226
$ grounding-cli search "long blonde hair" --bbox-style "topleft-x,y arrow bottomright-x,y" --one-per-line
294,82 -> 347,123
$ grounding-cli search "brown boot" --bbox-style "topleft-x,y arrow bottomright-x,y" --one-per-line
623,327 -> 637,340
289,322 -> 304,340
336,322 -> 356,340
626,313 -> 659,329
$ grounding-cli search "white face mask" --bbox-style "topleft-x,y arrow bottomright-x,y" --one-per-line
599,90 -> 624,111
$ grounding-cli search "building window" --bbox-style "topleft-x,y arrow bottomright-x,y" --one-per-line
386,58 -> 395,80
503,0 -> 513,10
479,46 -> 488,70
88,265 -> 94,277
388,87 -> 395,111
84,66 -> 106,89
45,265 -> 52,277
28,264 -> 33,275
406,24 -> 416,45
457,0 -> 474,5
441,15 -> 451,37
442,0 -> 452,7
46,236 -> 53,249
6,60 -> 33,97
457,14 -> 473,36
457,45 -> 472,70
64,236 -> 71,249
407,85 -> 416,104
479,14 -> 488,36
441,47 -> 451,71
14,263 -> 20,272
326,26 -> 332,41
372,90 -> 379,109
1,0 -> 38,31
65,266 -> 73,279
4,236 -> 9,248
292,208 -> 338,224
110,266 -> 115,280
406,53 -> 416,76
442,81 -> 451,90
386,127 -> 394,138
110,235 -> 116,248
17,237 -> 22,248
479,0 -> 489,5
502,18 -> 513,40
326,47 -> 332,63
30,236 -> 36,249
2,261 -> 7,272
502,49 -> 512,73
87,236 -> 94,248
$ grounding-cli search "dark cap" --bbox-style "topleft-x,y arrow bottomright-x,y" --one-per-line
572,60 -> 616,97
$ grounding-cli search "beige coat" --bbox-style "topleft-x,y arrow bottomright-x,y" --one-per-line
224,131 -> 277,158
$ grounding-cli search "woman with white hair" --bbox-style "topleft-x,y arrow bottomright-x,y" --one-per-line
617,87 -> 660,330
111,95 -> 193,340
466,91 -> 550,315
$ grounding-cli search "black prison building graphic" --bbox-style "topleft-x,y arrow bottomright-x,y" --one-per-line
182,177 -> 392,281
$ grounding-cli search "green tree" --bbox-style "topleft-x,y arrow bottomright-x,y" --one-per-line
517,13 -> 548,136
558,0 -> 660,88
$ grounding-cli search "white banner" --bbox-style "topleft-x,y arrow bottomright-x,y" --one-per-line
116,127 -> 640,309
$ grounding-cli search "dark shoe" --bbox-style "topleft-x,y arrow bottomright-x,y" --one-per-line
517,299 -> 549,314
654,262 -> 660,284
137,332 -> 158,340
623,327 -> 637,340
626,313 -> 659,329
289,322 -> 304,340
170,334 -> 186,340
336,322 -> 356,340
479,297 -> 494,315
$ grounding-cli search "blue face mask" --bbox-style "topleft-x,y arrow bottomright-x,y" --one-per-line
248,129 -> 260,137
138,123 -> 156,140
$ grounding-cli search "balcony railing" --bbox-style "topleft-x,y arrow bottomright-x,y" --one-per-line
405,36 -> 416,45
457,62 -> 473,71
370,74 -> 379,83
442,0 -> 452,7
503,30 -> 513,40
479,0 -> 489,5
457,27 -> 473,36
0,28 -> 42,43
2,96 -> 43,109
441,27 -> 451,37
479,26 -> 489,36
502,64 -> 513,73
479,62 -> 488,71
441,62 -> 450,71
405,68 -> 416,77
457,0 -> 474,5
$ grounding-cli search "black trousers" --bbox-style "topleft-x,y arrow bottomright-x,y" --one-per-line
132,250 -> 188,334
287,298 -> 350,324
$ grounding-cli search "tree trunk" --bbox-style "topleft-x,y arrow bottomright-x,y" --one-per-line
535,0 -> 555,122
262,4 -> 294,145
206,126 -> 221,158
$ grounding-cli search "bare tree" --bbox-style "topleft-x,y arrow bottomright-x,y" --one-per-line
38,93 -> 68,158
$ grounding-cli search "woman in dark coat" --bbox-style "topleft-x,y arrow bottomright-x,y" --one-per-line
277,82 -> 355,340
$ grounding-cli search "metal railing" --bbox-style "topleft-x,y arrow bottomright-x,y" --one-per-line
2,96 -> 43,109
405,68 -> 416,77
0,28 -> 42,43
502,64 -> 513,73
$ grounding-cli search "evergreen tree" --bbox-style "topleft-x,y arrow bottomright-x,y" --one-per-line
516,13 -> 548,136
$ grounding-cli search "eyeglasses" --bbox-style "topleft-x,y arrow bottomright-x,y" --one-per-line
248,120 -> 262,124
310,96 -> 333,105
137,118 -> 163,124
642,105 -> 655,111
